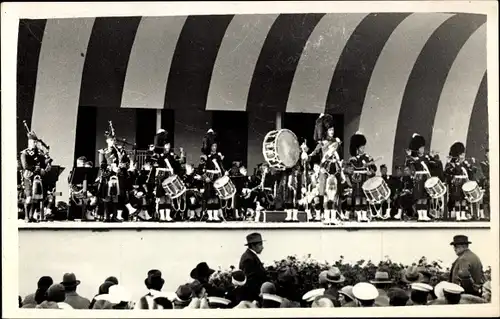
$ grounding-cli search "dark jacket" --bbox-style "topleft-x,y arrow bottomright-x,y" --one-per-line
239,249 -> 268,301
450,249 -> 484,286
226,285 -> 253,307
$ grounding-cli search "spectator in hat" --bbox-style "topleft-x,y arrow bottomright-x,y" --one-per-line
94,285 -> 132,309
323,267 -> 346,307
408,283 -> 433,306
226,270 -> 252,307
259,282 -> 283,308
172,284 -> 193,309
239,232 -> 268,301
338,285 -> 357,307
449,235 -> 484,287
206,296 -> 232,309
318,270 -> 329,289
429,282 -> 464,305
36,284 -> 73,309
60,273 -> 90,309
311,295 -> 335,308
370,270 -> 393,306
302,288 -> 326,306
402,265 -> 424,287
388,288 -> 409,306
134,269 -> 168,309
190,262 -> 221,297
105,276 -> 119,285
22,276 -> 53,308
352,282 -> 379,307
89,280 -> 116,309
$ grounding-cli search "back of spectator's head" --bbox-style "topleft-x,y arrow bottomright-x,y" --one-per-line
388,288 -> 409,306
144,269 -> 164,291
35,276 -> 54,304
260,282 -> 276,295
176,284 -> 193,302
46,284 -> 66,303
38,276 -> 54,288
105,276 -> 119,285
98,281 -> 116,296
318,270 -> 329,287
311,296 -> 334,308
231,270 -> 247,287
338,285 -> 356,304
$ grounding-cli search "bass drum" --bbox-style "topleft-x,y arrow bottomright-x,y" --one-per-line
262,129 -> 300,170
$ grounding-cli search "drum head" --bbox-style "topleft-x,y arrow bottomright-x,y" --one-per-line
424,177 -> 438,188
214,176 -> 228,187
276,129 -> 300,168
165,175 -> 177,183
462,181 -> 477,192
362,177 -> 382,190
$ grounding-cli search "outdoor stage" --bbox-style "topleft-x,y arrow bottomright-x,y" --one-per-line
18,219 -> 492,302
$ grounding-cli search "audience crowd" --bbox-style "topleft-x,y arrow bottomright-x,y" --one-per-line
19,234 -> 491,310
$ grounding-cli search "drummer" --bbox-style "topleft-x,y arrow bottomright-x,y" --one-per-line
444,142 -> 477,221
202,131 -> 226,222
404,133 -> 439,222
348,131 -> 376,222
307,114 -> 343,223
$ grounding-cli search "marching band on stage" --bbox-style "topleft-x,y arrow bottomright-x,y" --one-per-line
18,114 -> 490,224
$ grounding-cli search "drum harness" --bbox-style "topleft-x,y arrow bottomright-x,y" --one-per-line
460,166 -> 483,218
421,161 -> 445,219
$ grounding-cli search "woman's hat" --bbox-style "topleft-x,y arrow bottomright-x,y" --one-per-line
352,282 -> 379,301
37,276 -> 54,289
338,285 -> 356,301
95,285 -> 131,304
325,267 -> 345,283
245,232 -> 264,246
105,276 -> 119,285
302,288 -> 325,302
402,266 -> 424,284
450,235 -> 471,246
207,296 -> 231,308
311,295 -> 334,308
60,273 -> 81,288
231,270 -> 247,286
260,282 -> 276,295
175,284 -> 193,302
370,271 -> 393,284
46,284 -> 67,303
190,262 -> 215,280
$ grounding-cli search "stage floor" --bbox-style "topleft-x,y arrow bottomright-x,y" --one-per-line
18,220 -> 490,230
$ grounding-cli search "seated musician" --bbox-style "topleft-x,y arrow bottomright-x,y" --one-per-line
20,132 -> 49,222
308,114 -> 343,223
348,132 -> 376,222
129,159 -> 154,221
445,142 -> 477,221
404,133 -> 439,222
183,163 -> 204,221
240,166 -> 258,220
68,156 -> 96,221
308,163 -> 322,221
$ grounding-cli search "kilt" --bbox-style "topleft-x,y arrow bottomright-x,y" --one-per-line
413,173 -> 428,201
23,177 -> 33,198
204,182 -> 220,209
186,189 -> 202,210
351,172 -> 368,198
449,176 -> 467,202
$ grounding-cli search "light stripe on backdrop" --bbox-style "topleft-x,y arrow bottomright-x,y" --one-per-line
30,18 -> 95,200
286,13 -> 368,114
246,14 -> 325,114
431,23 -> 487,163
121,16 -> 187,109
358,13 -> 453,173
206,14 -> 278,111
325,13 -> 411,159
392,14 -> 487,170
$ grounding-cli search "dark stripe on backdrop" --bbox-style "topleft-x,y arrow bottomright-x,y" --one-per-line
17,19 -> 47,153
247,13 -> 325,113
164,15 -> 234,112
79,17 -> 142,108
392,14 -> 487,169
325,13 -> 410,157
74,106 -> 97,164
466,72 -> 488,161
135,109 -> 157,150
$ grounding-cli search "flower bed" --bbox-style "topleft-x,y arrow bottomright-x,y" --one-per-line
209,255 -> 491,301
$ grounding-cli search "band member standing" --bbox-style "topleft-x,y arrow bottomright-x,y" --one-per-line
480,148 -> 489,219
20,132 -> 49,222
282,166 -> 300,222
308,114 -> 343,223
202,130 -> 226,222
389,166 -> 404,220
404,133 -> 438,222
379,165 -> 393,219
183,163 -> 204,221
445,142 -> 476,221
68,156 -> 95,221
348,132 -> 377,222
129,159 -> 154,221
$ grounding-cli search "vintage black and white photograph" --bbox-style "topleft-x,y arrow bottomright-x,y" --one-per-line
2,1 -> 498,317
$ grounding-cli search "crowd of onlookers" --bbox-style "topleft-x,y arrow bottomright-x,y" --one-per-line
19,233 -> 491,309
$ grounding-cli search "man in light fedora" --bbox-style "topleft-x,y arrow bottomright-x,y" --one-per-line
323,266 -> 346,307
401,265 -> 424,285
61,273 -> 90,309
239,232 -> 268,301
449,235 -> 484,287
370,270 -> 394,307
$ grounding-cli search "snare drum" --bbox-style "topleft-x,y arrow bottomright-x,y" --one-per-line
262,129 -> 300,170
161,175 -> 186,199
362,177 -> 391,204
213,176 -> 237,200
462,181 -> 483,203
424,177 -> 447,199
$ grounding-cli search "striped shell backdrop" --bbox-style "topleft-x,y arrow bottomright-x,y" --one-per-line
18,13 -> 488,191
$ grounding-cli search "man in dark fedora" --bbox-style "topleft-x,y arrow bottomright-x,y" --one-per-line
239,232 -> 268,301
61,273 -> 90,309
449,235 -> 484,288
370,270 -> 394,306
